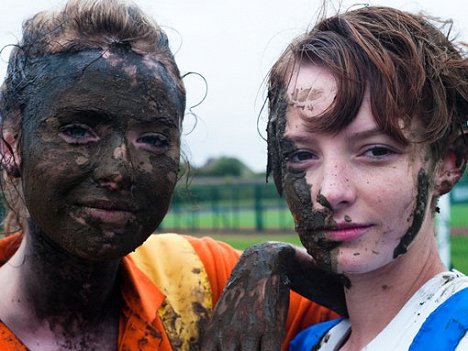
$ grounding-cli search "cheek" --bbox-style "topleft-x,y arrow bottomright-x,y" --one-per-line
392,168 -> 431,258
283,171 -> 338,271
134,153 -> 179,212
22,144 -> 91,196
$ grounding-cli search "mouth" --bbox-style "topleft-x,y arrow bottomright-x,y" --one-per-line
72,199 -> 137,225
319,223 -> 373,242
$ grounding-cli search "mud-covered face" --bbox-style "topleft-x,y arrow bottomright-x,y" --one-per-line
277,64 -> 435,274
19,49 -> 182,260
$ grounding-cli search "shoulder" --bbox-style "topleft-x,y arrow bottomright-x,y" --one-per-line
408,275 -> 468,351
0,233 -> 22,266
456,333 -> 468,351
183,234 -> 241,261
134,233 -> 241,263
132,233 -> 241,301
0,319 -> 27,351
289,318 -> 345,351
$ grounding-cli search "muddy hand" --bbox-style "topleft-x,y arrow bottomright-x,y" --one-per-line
287,248 -> 347,316
201,242 -> 292,351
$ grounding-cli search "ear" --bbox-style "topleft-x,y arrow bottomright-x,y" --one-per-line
433,134 -> 467,196
0,128 -> 20,178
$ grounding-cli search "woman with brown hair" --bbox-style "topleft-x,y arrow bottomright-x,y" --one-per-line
261,5 -> 468,350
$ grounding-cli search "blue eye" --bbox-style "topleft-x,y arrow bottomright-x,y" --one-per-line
64,126 -> 89,137
59,124 -> 98,144
136,133 -> 169,153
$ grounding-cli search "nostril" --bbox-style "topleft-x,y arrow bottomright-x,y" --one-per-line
316,190 -> 332,210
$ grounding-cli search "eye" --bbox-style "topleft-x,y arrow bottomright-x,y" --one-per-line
362,145 -> 396,158
285,150 -> 318,172
289,150 -> 317,163
59,124 -> 98,144
136,133 -> 169,153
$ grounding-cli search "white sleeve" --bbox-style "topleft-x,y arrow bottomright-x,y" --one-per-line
455,333 -> 468,351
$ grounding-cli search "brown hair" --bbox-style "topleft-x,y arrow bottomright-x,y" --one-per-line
0,0 -> 186,233
267,6 -> 468,191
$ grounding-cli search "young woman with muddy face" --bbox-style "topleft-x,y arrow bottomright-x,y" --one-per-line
0,1 -> 344,350
264,6 -> 468,351
0,1 -> 184,349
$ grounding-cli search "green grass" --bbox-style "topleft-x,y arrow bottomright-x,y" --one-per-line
451,236 -> 468,273
451,205 -> 468,227
201,233 -> 468,274
162,204 -> 468,231
161,207 -> 294,231
205,233 -> 302,249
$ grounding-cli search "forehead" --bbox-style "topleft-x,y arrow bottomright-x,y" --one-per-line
285,64 -> 337,125
22,49 -> 183,126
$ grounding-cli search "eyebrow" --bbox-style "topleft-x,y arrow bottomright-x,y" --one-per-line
53,108 -> 179,128
284,127 -> 389,144
53,108 -> 113,123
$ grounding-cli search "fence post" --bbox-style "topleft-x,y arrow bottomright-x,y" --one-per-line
437,194 -> 451,268
211,186 -> 219,230
254,184 -> 264,231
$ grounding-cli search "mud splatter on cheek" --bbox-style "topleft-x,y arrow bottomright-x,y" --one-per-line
393,168 -> 430,258
283,173 -> 339,271
75,156 -> 89,166
277,128 -> 338,272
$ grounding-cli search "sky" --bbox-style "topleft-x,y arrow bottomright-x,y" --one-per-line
1,0 -> 467,172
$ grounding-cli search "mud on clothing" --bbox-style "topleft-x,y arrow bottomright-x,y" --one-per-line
0,233 -> 336,351
289,271 -> 468,351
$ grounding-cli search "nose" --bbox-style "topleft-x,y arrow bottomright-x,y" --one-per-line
313,158 -> 356,212
94,137 -> 132,191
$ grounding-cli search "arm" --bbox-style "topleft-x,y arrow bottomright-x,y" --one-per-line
200,242 -> 346,351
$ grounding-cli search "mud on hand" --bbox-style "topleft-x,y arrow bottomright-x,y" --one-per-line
200,242 -> 293,351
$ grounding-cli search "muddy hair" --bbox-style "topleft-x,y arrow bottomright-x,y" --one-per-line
267,5 -> 468,194
0,0 -> 186,233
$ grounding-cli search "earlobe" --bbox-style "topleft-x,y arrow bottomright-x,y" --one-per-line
434,138 -> 467,196
0,130 -> 21,178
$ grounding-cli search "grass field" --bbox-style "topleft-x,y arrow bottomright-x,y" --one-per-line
167,202 -> 468,273
162,204 -> 468,232
198,233 -> 468,274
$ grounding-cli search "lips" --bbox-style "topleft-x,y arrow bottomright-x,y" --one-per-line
322,223 -> 373,242
72,199 -> 138,225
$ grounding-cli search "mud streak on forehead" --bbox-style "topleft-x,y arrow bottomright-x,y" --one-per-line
288,87 -> 324,112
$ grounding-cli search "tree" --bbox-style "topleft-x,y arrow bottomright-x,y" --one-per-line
193,156 -> 254,177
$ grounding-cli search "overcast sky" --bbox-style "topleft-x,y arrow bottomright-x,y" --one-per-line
1,0 -> 467,172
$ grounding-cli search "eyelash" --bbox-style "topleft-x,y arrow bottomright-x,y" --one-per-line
136,133 -> 170,153
285,144 -> 398,169
59,124 -> 99,144
288,150 -> 317,163
361,145 -> 397,159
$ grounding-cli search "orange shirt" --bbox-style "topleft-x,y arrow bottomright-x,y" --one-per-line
0,234 -> 336,350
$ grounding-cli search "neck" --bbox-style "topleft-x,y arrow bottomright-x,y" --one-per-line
0,224 -> 121,330
341,229 -> 445,350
